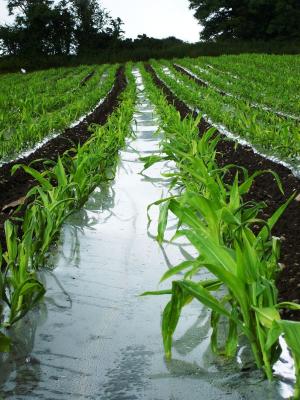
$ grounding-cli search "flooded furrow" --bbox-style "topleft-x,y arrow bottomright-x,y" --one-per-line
0,70 -> 293,399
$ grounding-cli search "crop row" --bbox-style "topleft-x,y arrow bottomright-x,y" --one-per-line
181,54 -> 300,116
175,61 -> 300,123
0,65 -> 136,352
0,64 -> 117,161
139,63 -> 300,398
150,60 -> 300,171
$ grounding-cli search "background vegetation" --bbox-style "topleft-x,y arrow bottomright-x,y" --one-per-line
188,0 -> 300,41
0,0 -> 299,72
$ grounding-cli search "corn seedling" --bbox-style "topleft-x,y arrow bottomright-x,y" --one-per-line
0,64 -> 136,344
140,63 -> 300,398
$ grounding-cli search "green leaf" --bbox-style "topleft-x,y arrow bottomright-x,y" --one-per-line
225,317 -> 239,357
54,156 -> 68,187
183,193 -> 220,241
160,260 -> 198,283
279,320 -> 300,357
236,233 -> 259,284
239,170 -> 284,196
146,196 -> 177,227
229,174 -> 240,210
140,155 -> 169,171
4,220 -> 18,264
257,193 -> 296,242
265,321 -> 282,351
178,280 -> 232,319
0,332 -> 10,353
221,208 -> 240,226
276,302 -> 300,311
10,278 -> 46,325
140,290 -> 172,296
161,282 -> 191,359
157,199 -> 170,244
253,306 -> 281,329
11,164 -> 53,191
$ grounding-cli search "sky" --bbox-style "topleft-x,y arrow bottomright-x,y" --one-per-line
0,0 -> 201,42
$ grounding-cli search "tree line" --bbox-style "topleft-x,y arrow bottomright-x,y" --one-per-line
0,0 -> 125,56
0,0 -> 299,63
188,0 -> 300,41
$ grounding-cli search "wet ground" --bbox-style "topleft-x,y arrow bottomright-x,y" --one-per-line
0,71 -> 295,400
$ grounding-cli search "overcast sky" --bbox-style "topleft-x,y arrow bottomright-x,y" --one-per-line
0,0 -> 201,42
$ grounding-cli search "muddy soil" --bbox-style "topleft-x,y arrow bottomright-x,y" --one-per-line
145,64 -> 300,320
0,66 -> 127,251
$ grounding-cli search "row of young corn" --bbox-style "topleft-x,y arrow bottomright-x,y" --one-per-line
138,63 -> 300,398
0,65 -> 136,352
0,64 -> 117,161
150,60 -> 300,172
178,54 -> 300,116
174,62 -> 300,123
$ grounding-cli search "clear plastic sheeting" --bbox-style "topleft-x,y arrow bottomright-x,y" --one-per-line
0,70 -> 294,400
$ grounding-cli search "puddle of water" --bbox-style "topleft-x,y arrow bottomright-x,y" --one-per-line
0,70 -> 294,400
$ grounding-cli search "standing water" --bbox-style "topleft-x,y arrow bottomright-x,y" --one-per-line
0,71 -> 294,399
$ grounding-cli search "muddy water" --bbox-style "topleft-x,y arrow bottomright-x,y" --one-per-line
0,71 -> 294,399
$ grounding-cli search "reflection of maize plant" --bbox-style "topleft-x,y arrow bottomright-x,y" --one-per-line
140,64 -> 300,397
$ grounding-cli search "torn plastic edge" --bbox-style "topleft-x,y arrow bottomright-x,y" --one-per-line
155,67 -> 300,179
175,64 -> 300,123
0,81 -> 114,169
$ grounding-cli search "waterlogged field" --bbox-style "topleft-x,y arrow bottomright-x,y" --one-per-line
0,55 -> 300,399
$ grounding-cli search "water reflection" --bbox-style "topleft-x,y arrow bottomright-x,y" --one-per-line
0,173 -> 119,397
0,308 -> 44,398
173,311 -> 211,357
99,345 -> 153,400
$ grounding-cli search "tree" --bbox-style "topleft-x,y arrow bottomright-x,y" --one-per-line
6,0 -> 55,55
188,0 -> 300,41
48,1 -> 75,55
108,17 -> 125,42
0,25 -> 23,55
70,0 -> 124,54
0,0 -> 124,57
0,0 -> 75,56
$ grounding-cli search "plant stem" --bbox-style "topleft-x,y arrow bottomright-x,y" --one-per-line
294,355 -> 300,400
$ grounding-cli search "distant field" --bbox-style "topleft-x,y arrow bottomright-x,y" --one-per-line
0,64 -> 117,162
152,54 -> 300,170
1,54 -> 299,169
